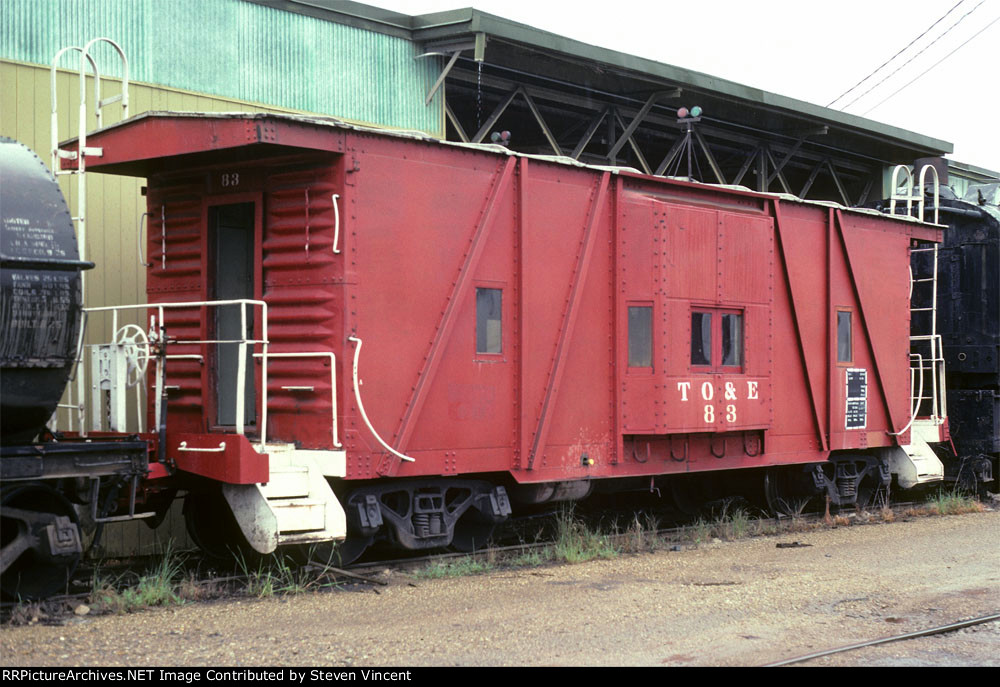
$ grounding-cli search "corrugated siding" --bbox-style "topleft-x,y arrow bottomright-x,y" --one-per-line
0,0 -> 444,134
263,167 -> 342,450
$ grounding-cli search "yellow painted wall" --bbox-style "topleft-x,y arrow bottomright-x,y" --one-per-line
1,58 -> 301,556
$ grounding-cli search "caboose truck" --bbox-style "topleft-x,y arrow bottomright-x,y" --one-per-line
43,111 -> 951,564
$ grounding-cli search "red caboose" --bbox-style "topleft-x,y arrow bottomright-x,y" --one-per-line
72,112 -> 945,560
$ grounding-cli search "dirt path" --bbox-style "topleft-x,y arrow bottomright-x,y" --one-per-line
2,511 -> 998,666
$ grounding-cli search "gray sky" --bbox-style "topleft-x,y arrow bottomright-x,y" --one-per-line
366,0 -> 999,172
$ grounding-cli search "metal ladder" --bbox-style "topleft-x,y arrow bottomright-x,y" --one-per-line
889,164 -> 947,444
49,39 -> 130,432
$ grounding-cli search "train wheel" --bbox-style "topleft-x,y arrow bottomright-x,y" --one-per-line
183,488 -> 256,563
449,511 -> 496,553
285,534 -> 372,568
854,474 -> 888,511
763,468 -> 819,517
667,473 -> 713,516
1,484 -> 83,600
328,535 -> 373,566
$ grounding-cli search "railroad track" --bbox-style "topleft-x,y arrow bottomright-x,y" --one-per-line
765,613 -> 1000,666
0,496 -> 984,616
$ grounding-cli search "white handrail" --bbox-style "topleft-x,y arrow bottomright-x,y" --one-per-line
50,46 -> 99,175
347,336 -> 415,463
86,299 -> 268,439
890,165 -> 914,217
253,351 -> 341,449
178,441 -> 226,453
137,212 -> 152,267
917,164 -> 940,225
332,194 -> 341,254
890,353 -> 924,436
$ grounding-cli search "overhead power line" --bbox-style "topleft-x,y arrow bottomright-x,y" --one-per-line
861,13 -> 1000,115
826,0 -> 966,107
838,0 -> 987,111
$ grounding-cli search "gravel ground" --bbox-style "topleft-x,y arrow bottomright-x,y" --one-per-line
2,511 -> 998,667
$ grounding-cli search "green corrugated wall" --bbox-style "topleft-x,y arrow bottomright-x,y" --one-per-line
1,0 -> 444,134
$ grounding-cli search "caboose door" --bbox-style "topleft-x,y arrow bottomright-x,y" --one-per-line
208,200 -> 260,429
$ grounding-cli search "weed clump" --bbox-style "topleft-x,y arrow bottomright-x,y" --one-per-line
552,506 -> 618,563
413,557 -> 494,579
925,489 -> 985,516
91,545 -> 185,614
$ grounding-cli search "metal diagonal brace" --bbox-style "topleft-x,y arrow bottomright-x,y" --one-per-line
832,209 -> 901,433
693,128 -> 725,184
425,50 -> 462,105
472,87 -> 519,143
612,110 -> 651,174
607,90 -> 678,160
527,173 -> 611,470
520,88 -> 563,156
394,157 -> 518,452
772,201 -> 828,451
445,101 -> 470,143
570,107 -> 610,160
763,146 -> 791,194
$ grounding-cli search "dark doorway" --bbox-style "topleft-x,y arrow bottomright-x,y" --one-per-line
210,203 -> 256,428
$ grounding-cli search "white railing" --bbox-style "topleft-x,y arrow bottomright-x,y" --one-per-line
906,243 -> 947,430
61,299 -> 341,452
889,163 -> 940,224
50,39 -> 130,433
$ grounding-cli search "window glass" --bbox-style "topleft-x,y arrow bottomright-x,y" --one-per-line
691,312 -> 712,366
837,311 -> 852,362
628,306 -> 652,368
721,314 -> 743,367
476,288 -> 502,354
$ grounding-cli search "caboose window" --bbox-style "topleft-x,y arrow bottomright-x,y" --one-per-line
691,312 -> 712,366
837,310 -> 852,362
628,306 -> 653,368
476,288 -> 502,354
721,314 -> 743,367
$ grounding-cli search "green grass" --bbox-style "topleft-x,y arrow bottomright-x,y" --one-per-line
91,544 -> 185,614
619,512 -> 662,553
505,548 -> 554,568
682,500 -> 771,544
412,556 -> 495,579
551,506 -> 619,563
925,488 -> 985,516
237,551 -> 331,597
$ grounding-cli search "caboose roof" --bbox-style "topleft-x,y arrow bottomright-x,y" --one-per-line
69,110 -> 942,239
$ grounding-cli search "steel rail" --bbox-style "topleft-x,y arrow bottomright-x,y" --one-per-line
764,613 -> 1000,666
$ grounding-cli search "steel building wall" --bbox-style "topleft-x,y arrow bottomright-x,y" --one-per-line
0,0 -> 444,134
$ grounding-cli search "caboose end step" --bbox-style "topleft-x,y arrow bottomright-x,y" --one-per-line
222,447 -> 347,554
